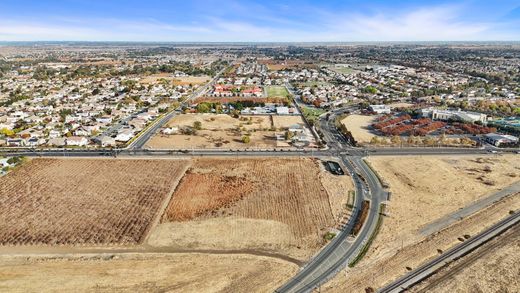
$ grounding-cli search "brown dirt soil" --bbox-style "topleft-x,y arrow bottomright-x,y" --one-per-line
0,158 -> 189,245
140,74 -> 210,85
151,158 -> 340,260
162,171 -> 255,221
272,116 -> 306,130
0,253 -> 298,293
146,114 -> 313,149
164,114 -> 272,131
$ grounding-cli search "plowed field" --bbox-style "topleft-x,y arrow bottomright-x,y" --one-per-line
0,158 -> 189,245
160,158 -> 337,253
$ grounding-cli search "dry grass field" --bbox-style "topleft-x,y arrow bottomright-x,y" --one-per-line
0,253 -> 298,293
365,155 -> 520,260
140,73 -> 210,85
272,115 -> 306,129
411,224 -> 520,293
146,113 -> 314,149
323,154 -> 520,292
340,114 -> 376,143
0,158 -> 189,245
150,158 -> 347,260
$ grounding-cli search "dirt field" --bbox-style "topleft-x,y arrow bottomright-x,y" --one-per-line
140,73 -> 210,85
0,253 -> 298,293
0,158 -> 189,245
323,154 -> 520,292
147,114 -> 314,149
165,114 -> 272,130
411,224 -> 520,293
150,158 -> 349,260
272,115 -> 306,130
341,114 -> 376,143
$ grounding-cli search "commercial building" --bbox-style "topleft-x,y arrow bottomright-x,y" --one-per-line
484,133 -> 519,147
421,108 -> 488,123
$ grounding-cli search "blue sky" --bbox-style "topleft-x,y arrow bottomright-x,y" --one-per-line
0,0 -> 519,41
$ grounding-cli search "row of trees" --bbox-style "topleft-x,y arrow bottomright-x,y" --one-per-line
369,134 -> 476,146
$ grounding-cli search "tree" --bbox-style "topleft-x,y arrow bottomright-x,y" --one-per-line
424,136 -> 436,146
193,121 -> 202,130
370,136 -> 380,145
196,103 -> 211,113
0,128 -> 15,137
390,136 -> 402,145
242,136 -> 251,143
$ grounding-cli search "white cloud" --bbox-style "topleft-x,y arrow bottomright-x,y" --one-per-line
0,4 -> 517,41
317,5 -> 496,41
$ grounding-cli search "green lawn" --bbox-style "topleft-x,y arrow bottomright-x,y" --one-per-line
301,106 -> 326,125
265,86 -> 290,98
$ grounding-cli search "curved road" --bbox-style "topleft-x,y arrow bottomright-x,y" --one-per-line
275,106 -> 388,293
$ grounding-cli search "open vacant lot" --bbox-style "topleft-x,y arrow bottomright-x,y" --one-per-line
140,73 -> 210,85
0,158 -> 189,245
365,155 -> 520,260
266,86 -> 290,98
272,115 -> 306,129
149,158 -> 349,260
0,253 -> 298,293
146,113 -> 314,149
324,154 -> 520,292
340,114 -> 376,143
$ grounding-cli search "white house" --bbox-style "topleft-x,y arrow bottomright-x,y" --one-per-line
276,106 -> 290,115
66,136 -> 88,146
115,129 -> 134,142
369,104 -> 391,114
99,136 -> 116,147
162,127 -> 178,135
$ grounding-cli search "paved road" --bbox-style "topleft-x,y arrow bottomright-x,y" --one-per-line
378,211 -> 520,293
275,107 -> 388,293
127,66 -> 229,150
1,101 -> 516,293
419,182 -> 520,236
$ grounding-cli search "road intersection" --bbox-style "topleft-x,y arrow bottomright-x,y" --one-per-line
0,79 -> 517,293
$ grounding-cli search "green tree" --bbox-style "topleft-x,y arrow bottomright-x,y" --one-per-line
196,103 -> 211,113
193,121 -> 202,130
242,136 -> 251,143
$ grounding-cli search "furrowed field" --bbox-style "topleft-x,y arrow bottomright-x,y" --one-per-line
0,158 -> 189,245
153,158 -> 346,259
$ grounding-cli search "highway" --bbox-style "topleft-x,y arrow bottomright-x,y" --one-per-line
378,211 -> 520,293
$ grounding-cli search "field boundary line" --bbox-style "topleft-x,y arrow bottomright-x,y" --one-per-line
141,160 -> 192,244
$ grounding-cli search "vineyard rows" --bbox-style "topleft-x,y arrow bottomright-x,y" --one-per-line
0,158 -> 188,246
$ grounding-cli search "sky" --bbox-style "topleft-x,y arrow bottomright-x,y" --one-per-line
0,0 -> 519,42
